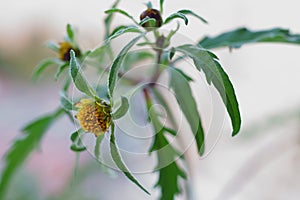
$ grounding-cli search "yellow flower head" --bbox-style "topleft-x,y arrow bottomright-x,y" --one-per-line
75,99 -> 111,137
58,42 -> 80,61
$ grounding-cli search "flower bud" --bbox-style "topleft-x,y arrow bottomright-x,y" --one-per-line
140,8 -> 162,28
58,42 -> 81,61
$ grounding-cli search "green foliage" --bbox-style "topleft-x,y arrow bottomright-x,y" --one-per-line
199,27 -> 300,49
59,91 -> 74,111
112,96 -> 129,119
5,1 -> 300,200
147,98 -> 186,200
108,34 -> 145,99
32,58 -> 62,81
104,0 -> 120,39
159,0 -> 165,14
177,9 -> 208,24
169,68 -> 205,154
70,130 -> 86,152
109,123 -> 150,194
174,45 -> 241,136
69,50 -> 97,98
0,109 -> 63,200
55,63 -> 69,80
164,12 -> 189,25
105,8 -> 138,24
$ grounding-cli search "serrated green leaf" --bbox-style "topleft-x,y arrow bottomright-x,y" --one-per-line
164,12 -> 188,25
104,0 -> 120,39
155,160 -> 186,200
112,96 -> 129,120
178,9 -> 208,24
66,24 -> 75,42
169,68 -> 205,154
55,62 -> 69,81
147,101 -> 186,200
199,27 -> 300,49
108,34 -> 145,98
109,123 -> 150,195
175,45 -> 241,136
160,0 -> 165,14
60,91 -> 74,111
0,109 -> 63,200
105,8 -> 138,25
32,58 -> 62,81
69,50 -> 97,98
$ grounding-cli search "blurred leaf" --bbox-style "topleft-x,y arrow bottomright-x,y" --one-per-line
55,62 -> 69,81
160,0 -> 165,14
139,16 -> 156,27
147,101 -> 186,200
0,109 -> 63,200
122,51 -> 154,71
112,96 -> 129,120
46,41 -> 59,52
199,27 -> 300,49
109,26 -> 142,40
164,12 -> 188,25
175,45 -> 241,136
151,87 -> 177,127
169,68 -> 205,155
66,24 -> 75,42
178,9 -> 208,24
60,91 -> 74,111
109,123 -> 150,194
94,134 -> 105,159
104,0 -> 121,39
70,130 -> 86,152
108,34 -> 145,98
70,50 -> 97,98
32,58 -> 62,81
172,67 -> 193,82
105,8 -> 138,24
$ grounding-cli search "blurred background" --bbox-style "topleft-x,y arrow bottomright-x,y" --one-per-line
1,0 -> 300,199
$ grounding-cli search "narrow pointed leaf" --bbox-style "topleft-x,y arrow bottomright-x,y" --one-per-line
108,34 -> 144,98
32,58 -> 62,81
69,50 -> 96,97
160,0 -> 165,14
164,12 -> 188,25
112,96 -> 129,120
59,91 -> 74,111
169,68 -> 205,154
178,9 -> 208,24
105,8 -> 138,24
66,24 -> 75,42
55,62 -> 69,80
104,0 -> 121,39
175,45 -> 241,136
109,123 -> 150,195
199,27 -> 300,49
